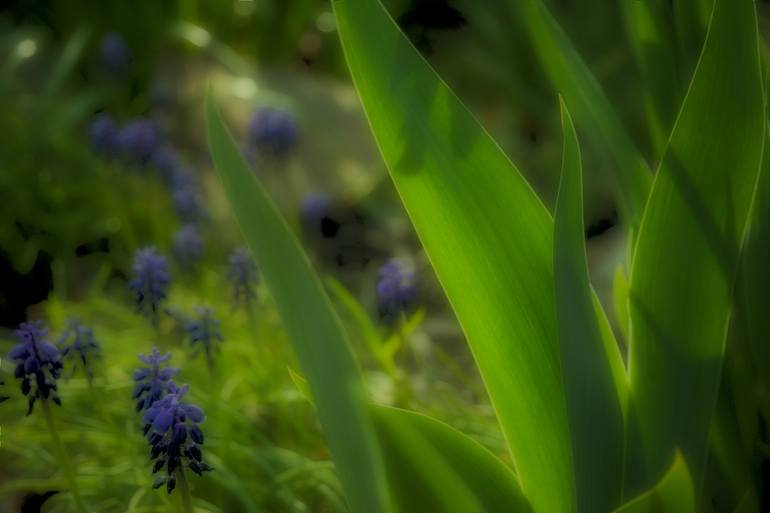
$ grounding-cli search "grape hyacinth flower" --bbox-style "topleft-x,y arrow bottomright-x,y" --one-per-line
100,32 -> 130,75
150,146 -> 182,185
117,118 -> 161,166
8,321 -> 63,415
227,247 -> 259,309
129,247 -> 171,325
301,193 -> 330,227
248,106 -> 298,157
376,258 -> 418,321
132,348 -> 179,412
57,319 -> 101,384
170,169 -> 204,223
143,383 -> 212,494
89,113 -> 120,157
172,225 -> 203,270
185,307 -> 224,369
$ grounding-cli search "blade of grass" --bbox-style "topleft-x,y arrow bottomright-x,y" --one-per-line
509,0 -> 652,228
206,93 -> 389,513
614,452 -> 694,513
554,99 -> 625,512
626,0 -> 765,499
332,1 -> 575,511
371,406 -> 532,513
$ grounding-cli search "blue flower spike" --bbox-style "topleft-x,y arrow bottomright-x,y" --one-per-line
172,225 -> 203,270
58,319 -> 101,384
186,307 -> 224,369
132,348 -> 179,413
89,113 -> 120,158
227,247 -> 259,310
376,258 -> 418,321
248,106 -> 298,158
8,321 -> 63,415
129,247 -> 171,325
143,383 -> 212,493
117,118 -> 161,166
100,32 -> 131,75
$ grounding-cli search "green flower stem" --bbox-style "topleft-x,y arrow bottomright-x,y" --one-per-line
41,399 -> 88,513
176,467 -> 195,513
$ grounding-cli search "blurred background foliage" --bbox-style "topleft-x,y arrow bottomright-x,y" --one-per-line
2,1 -> 769,512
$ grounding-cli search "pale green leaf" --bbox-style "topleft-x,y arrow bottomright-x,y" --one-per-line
206,94 -> 389,513
332,1 -> 574,511
626,0 -> 765,498
371,406 -> 532,513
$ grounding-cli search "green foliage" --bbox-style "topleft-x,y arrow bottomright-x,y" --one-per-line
331,0 -> 576,511
625,0 -> 764,496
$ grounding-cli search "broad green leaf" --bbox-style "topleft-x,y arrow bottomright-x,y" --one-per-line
510,0 -> 652,227
554,100 -> 625,512
206,95 -> 389,513
332,1 -> 575,511
614,452 -> 694,513
626,0 -> 764,498
371,406 -> 532,513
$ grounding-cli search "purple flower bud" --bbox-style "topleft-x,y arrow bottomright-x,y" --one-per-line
133,348 -> 178,412
172,225 -> 203,269
227,247 -> 259,309
185,307 -> 223,368
376,258 -> 418,321
139,380 -> 212,492
129,247 -> 170,324
248,107 -> 298,157
100,32 -> 130,75
58,319 -> 101,383
89,113 -> 120,157
8,321 -> 63,414
117,118 -> 160,166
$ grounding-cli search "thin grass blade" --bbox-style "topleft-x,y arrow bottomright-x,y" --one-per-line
206,94 -> 389,513
554,100 -> 625,512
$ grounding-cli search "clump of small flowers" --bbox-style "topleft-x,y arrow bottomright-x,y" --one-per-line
133,348 -> 179,413
117,118 -> 161,166
143,382 -> 212,493
227,247 -> 259,309
376,258 -> 418,320
172,225 -> 203,270
247,106 -> 298,157
89,113 -> 120,157
100,32 -> 130,75
185,307 -> 224,369
8,321 -> 63,414
57,319 -> 101,384
129,247 -> 171,325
